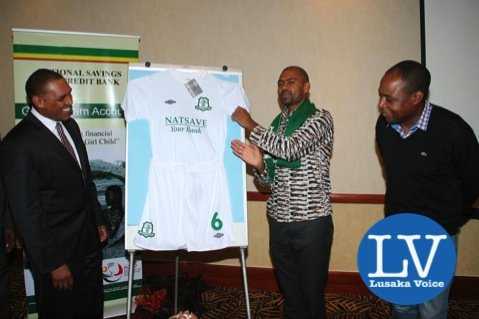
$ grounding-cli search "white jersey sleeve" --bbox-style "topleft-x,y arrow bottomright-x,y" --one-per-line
121,80 -> 150,121
221,82 -> 250,115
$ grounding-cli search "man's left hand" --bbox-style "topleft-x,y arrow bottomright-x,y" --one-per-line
231,140 -> 264,171
97,225 -> 108,243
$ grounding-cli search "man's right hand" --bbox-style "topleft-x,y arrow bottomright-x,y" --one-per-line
51,264 -> 74,290
231,107 -> 258,132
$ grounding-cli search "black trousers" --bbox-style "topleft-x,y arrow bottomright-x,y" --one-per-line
31,249 -> 104,319
269,215 -> 334,319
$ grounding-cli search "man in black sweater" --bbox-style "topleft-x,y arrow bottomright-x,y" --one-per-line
375,60 -> 479,319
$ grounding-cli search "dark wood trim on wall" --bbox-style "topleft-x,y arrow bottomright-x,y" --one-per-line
246,192 -> 269,202
330,193 -> 385,204
420,0 -> 426,65
142,261 -> 479,300
247,191 -> 385,204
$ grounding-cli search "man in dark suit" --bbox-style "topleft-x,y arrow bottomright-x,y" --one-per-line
1,69 -> 108,319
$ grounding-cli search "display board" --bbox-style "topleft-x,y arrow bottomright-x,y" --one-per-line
124,64 -> 248,251
12,28 -> 142,318
423,0 -> 479,138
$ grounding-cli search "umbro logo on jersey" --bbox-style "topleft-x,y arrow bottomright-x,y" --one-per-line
214,233 -> 224,238
164,99 -> 176,105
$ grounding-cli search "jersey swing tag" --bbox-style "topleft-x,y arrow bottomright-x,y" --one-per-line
185,78 -> 203,97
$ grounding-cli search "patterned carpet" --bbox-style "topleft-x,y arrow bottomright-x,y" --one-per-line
6,251 -> 479,319
6,249 -> 27,319
200,287 -> 392,319
133,286 -> 479,319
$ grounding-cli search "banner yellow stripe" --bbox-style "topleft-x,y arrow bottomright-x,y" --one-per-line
13,53 -> 138,63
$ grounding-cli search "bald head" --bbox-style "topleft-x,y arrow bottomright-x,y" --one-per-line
277,66 -> 311,110
281,66 -> 310,83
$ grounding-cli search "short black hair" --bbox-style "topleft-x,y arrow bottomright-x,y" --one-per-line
25,68 -> 64,106
386,60 -> 431,100
105,185 -> 123,206
106,185 -> 122,194
282,66 -> 310,83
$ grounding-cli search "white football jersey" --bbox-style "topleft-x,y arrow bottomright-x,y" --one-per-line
123,69 -> 249,251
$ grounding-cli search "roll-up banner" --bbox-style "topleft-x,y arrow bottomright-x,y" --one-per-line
12,28 -> 142,318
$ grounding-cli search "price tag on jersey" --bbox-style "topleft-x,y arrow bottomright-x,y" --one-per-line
185,79 -> 203,97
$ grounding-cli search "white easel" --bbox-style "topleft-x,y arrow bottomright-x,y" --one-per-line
126,248 -> 251,319
124,63 -> 251,319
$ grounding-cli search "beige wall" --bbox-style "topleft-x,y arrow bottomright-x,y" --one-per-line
2,1 -> 476,275
239,203 -> 479,277
0,0 -> 420,194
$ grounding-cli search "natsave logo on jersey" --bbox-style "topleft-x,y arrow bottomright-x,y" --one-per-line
164,115 -> 207,134
357,213 -> 456,305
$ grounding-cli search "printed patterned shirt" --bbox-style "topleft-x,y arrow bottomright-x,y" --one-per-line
250,107 -> 334,222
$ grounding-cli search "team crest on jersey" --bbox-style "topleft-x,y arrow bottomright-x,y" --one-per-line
195,96 -> 212,111
138,221 -> 156,238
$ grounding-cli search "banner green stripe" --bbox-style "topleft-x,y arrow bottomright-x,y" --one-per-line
16,103 -> 124,119
27,296 -> 37,313
104,280 -> 142,301
13,44 -> 139,58
103,279 -> 142,291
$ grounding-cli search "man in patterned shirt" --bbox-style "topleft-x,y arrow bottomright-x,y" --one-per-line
231,66 -> 334,319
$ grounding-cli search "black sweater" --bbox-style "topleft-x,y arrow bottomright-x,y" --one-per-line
376,105 -> 479,235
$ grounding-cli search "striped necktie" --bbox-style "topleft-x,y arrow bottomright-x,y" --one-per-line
55,122 -> 77,162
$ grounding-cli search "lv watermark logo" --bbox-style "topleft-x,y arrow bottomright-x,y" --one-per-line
357,213 -> 456,305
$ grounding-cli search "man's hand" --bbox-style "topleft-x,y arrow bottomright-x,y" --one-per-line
231,140 -> 264,171
51,264 -> 73,290
172,311 -> 198,319
98,225 -> 108,243
4,228 -> 16,253
231,107 -> 258,133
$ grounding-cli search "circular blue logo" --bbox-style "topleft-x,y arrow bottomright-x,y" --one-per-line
357,213 -> 456,305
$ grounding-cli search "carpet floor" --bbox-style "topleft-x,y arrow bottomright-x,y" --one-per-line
6,250 -> 479,319
197,287 -> 479,319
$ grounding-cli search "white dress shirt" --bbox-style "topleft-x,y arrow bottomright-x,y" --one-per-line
30,107 -> 82,168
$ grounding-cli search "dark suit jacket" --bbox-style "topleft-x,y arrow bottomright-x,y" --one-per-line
0,112 -> 104,274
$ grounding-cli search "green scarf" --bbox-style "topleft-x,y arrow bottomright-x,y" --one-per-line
265,99 -> 317,181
